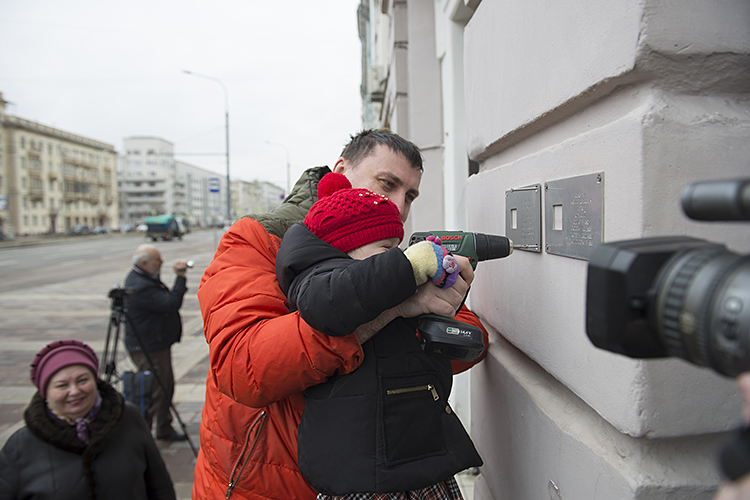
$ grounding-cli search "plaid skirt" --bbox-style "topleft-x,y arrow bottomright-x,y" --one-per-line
316,477 -> 464,500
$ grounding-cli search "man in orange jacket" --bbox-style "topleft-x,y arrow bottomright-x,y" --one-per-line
193,129 -> 489,500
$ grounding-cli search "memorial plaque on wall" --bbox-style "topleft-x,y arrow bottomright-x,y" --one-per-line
544,172 -> 603,261
505,184 -> 542,252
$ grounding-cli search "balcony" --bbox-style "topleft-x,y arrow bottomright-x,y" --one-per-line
29,186 -> 44,201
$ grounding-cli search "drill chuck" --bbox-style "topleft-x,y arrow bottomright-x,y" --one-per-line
474,233 -> 513,261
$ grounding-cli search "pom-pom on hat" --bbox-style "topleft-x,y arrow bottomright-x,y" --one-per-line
304,172 -> 404,254
30,339 -> 99,398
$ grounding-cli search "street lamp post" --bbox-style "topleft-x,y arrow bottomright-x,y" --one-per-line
182,70 -> 231,221
265,140 -> 290,196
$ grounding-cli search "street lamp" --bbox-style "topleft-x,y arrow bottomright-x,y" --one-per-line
265,140 -> 291,195
182,70 -> 231,221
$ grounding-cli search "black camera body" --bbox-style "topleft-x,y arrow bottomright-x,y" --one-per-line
586,236 -> 750,377
107,285 -> 133,309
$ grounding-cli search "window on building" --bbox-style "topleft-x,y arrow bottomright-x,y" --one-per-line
20,157 -> 25,169
20,137 -> 25,149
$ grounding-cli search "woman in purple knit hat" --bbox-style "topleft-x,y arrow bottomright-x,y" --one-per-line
0,339 -> 175,500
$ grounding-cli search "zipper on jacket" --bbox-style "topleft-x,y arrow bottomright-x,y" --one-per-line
386,384 -> 439,401
226,410 -> 267,499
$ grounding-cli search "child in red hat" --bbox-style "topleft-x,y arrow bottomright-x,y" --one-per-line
276,172 -> 481,499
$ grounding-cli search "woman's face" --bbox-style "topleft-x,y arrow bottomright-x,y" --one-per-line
46,365 -> 97,420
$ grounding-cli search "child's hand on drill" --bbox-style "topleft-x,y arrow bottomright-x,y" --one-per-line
403,235 -> 459,288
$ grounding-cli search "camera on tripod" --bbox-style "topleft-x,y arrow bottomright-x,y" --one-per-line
585,178 -> 750,480
108,285 -> 133,301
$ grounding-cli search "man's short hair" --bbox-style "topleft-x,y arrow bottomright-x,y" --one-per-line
340,129 -> 423,172
132,250 -> 150,267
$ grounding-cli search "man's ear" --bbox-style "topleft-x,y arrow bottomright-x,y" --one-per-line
332,157 -> 348,174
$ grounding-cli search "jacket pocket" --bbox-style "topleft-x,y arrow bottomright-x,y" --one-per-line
226,411 -> 266,499
380,374 -> 447,467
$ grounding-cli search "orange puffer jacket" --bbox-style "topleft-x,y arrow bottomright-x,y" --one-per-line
192,168 -> 488,500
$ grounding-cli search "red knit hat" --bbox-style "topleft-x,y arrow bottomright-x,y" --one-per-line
304,172 -> 404,254
30,339 -> 99,398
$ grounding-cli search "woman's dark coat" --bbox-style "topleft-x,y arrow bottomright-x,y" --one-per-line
0,380 -> 176,500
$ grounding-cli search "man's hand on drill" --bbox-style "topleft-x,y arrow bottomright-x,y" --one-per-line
354,255 -> 474,345
395,254 -> 474,319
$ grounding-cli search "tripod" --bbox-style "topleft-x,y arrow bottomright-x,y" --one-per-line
101,285 -> 198,458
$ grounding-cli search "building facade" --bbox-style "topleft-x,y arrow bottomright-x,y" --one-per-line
360,1 -> 750,498
119,136 -> 226,228
0,93 -> 118,237
231,179 -> 285,219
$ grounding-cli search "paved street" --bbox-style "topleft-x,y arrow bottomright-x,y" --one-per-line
0,230 -> 218,499
0,229 -> 476,499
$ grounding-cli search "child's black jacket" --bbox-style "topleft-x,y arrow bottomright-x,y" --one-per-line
276,222 -> 482,494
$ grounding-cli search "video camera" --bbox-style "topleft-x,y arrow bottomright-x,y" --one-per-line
408,231 -> 513,362
107,285 -> 133,308
585,178 -> 750,480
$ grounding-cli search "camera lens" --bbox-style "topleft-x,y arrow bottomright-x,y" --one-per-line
652,246 -> 750,377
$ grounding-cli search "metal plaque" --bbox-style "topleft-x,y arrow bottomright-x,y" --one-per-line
544,172 -> 603,260
505,184 -> 542,252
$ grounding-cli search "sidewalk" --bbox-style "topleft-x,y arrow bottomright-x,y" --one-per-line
150,317 -> 208,500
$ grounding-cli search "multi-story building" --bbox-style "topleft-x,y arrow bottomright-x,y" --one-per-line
360,1 -> 749,498
0,93 -> 118,237
231,179 -> 285,218
119,136 -> 226,228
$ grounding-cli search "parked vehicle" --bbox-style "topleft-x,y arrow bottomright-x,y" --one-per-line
67,224 -> 90,235
91,226 -> 111,235
145,215 -> 185,241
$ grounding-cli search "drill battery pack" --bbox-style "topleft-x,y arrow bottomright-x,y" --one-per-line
417,315 -> 485,362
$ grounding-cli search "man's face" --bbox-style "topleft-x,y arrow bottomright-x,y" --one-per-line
333,144 -> 421,222
142,249 -> 163,275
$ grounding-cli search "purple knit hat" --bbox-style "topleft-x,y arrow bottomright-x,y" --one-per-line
30,339 -> 99,398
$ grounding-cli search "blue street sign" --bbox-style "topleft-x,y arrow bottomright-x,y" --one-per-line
209,177 -> 220,193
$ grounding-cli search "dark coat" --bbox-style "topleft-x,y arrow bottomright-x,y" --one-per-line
276,223 -> 483,495
0,380 -> 176,500
124,266 -> 186,352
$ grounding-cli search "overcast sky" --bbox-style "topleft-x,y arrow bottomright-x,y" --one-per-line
0,0 -> 364,191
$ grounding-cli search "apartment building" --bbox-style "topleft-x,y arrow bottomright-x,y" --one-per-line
0,93 -> 118,237
119,136 -> 226,228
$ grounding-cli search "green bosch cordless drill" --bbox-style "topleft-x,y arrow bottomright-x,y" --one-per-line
408,231 -> 513,362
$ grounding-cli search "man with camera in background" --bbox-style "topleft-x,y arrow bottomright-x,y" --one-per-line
125,243 -> 189,442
